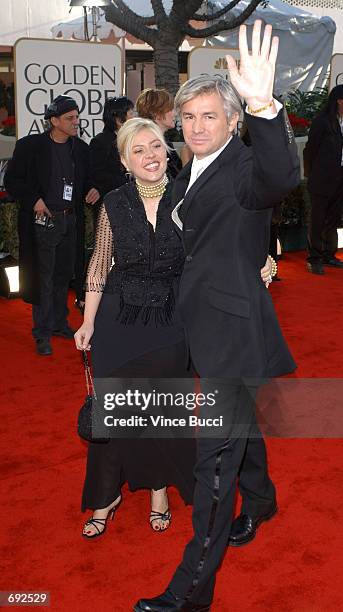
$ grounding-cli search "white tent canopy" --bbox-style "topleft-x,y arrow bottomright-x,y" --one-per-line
0,0 -> 76,45
208,0 -> 336,93
51,0 -> 173,41
51,6 -> 195,51
51,0 -> 336,93
51,11 -> 126,41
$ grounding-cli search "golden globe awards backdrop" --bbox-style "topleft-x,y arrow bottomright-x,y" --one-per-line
188,47 -> 240,82
14,39 -> 123,142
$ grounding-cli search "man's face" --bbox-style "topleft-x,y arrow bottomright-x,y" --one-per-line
181,92 -> 239,159
51,110 -> 79,137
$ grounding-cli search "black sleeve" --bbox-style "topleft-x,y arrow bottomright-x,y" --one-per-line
4,138 -> 42,209
239,107 -> 300,210
303,116 -> 326,177
81,142 -> 93,197
166,141 -> 183,179
89,136 -> 126,198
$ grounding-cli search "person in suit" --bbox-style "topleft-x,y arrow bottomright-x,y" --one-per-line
4,95 -> 100,355
70,97 -> 135,313
134,20 -> 300,612
304,84 -> 343,274
89,96 -> 134,214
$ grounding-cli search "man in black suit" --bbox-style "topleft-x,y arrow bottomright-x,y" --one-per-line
135,21 -> 300,611
5,95 -> 100,355
304,84 -> 343,275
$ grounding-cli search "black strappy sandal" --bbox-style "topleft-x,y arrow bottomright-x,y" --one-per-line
149,508 -> 172,532
83,498 -> 121,539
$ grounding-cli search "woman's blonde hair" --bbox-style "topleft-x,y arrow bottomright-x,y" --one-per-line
117,117 -> 170,163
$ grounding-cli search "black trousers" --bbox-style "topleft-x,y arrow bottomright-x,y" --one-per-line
32,214 -> 76,340
307,177 -> 343,263
168,382 -> 275,606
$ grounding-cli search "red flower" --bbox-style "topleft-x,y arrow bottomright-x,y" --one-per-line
2,115 -> 16,127
288,113 -> 310,129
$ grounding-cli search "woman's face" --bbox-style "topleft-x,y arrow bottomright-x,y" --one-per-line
337,99 -> 343,116
156,108 -> 176,132
123,128 -> 168,185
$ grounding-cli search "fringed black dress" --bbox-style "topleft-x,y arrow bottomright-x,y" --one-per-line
81,181 -> 196,511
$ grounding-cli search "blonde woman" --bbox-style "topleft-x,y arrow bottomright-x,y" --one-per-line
75,118 -> 195,538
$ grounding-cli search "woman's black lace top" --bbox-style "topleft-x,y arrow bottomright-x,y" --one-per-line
85,181 -> 184,325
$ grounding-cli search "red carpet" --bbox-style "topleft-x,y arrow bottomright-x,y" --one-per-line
1,250 -> 342,611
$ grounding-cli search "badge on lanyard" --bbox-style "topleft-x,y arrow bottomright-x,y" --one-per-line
63,180 -> 73,202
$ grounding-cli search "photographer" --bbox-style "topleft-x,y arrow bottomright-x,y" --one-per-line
5,95 -> 100,355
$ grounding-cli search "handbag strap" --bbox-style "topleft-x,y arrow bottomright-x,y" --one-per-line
82,350 -> 97,400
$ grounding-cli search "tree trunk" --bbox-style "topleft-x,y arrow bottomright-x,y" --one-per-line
103,1 -> 264,96
153,43 -> 181,96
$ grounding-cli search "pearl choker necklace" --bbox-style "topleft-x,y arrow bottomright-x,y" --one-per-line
135,175 -> 168,198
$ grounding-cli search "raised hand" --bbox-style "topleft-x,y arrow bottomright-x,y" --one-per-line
226,20 -> 279,112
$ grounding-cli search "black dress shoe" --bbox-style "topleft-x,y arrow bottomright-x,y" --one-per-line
36,339 -> 52,356
52,325 -> 75,339
323,257 -> 343,268
307,262 -> 324,275
134,589 -> 210,612
228,505 -> 278,547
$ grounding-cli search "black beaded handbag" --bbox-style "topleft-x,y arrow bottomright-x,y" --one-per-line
77,351 -> 109,443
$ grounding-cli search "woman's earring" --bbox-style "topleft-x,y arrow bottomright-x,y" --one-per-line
125,169 -> 134,183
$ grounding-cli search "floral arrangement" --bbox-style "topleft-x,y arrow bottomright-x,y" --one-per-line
1,115 -> 16,137
284,87 -> 328,136
287,113 -> 310,136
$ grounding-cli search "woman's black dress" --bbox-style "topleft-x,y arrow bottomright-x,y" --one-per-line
81,181 -> 195,511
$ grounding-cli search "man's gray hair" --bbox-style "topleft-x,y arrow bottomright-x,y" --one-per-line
174,75 -> 242,120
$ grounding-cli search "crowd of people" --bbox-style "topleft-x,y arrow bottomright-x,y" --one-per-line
3,19 -> 342,612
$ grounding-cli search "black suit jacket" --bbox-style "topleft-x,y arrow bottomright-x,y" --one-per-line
89,127 -> 127,199
172,109 -> 300,378
4,132 -> 93,303
304,113 -> 343,197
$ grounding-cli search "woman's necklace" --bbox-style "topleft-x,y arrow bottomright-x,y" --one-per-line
135,174 -> 168,198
